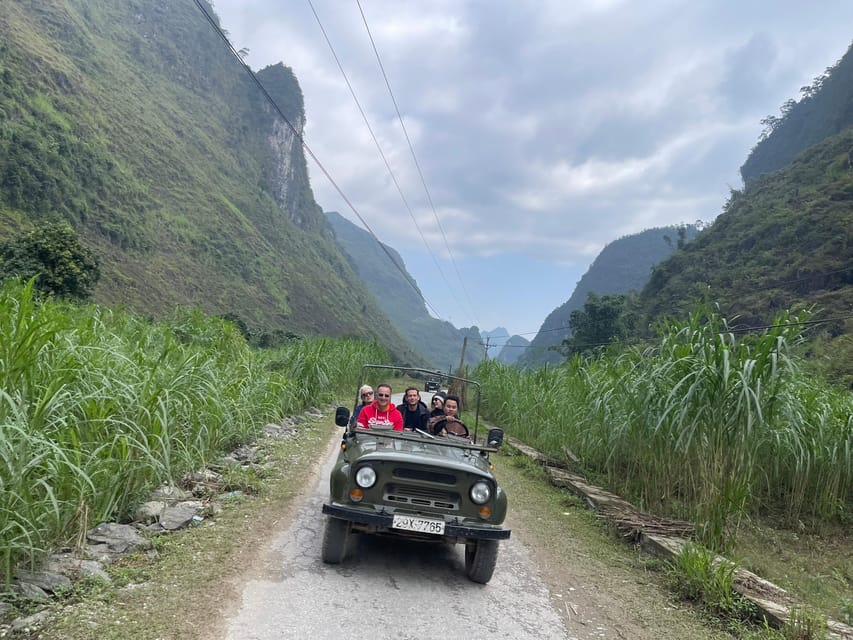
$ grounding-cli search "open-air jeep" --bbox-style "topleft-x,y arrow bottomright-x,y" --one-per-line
321,365 -> 510,584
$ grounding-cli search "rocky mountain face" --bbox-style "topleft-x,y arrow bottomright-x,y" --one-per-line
495,334 -> 529,365
480,327 -> 528,365
519,226 -> 696,366
325,211 -> 485,369
0,0 -> 415,356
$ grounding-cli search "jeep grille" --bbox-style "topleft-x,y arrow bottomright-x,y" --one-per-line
384,483 -> 459,510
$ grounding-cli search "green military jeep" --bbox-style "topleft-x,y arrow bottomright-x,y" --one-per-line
424,375 -> 441,393
321,365 -> 510,584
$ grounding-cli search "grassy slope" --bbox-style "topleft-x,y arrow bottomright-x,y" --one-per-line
0,1 -> 416,358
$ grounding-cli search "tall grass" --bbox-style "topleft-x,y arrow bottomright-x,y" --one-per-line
0,280 -> 384,582
476,307 -> 852,549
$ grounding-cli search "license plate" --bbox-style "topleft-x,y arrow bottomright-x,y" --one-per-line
392,514 -> 445,535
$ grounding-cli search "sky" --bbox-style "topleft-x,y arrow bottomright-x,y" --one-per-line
210,0 -> 853,338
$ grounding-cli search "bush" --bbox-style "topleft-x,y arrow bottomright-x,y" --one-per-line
0,222 -> 100,300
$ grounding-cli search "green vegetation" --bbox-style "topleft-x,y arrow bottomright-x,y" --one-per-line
0,280 -> 385,584
669,544 -> 756,622
666,544 -> 834,640
557,292 -> 636,356
475,306 -> 852,544
0,222 -> 100,299
26,412 -> 338,640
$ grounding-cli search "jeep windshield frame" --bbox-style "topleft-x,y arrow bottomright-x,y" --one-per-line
353,364 -> 482,441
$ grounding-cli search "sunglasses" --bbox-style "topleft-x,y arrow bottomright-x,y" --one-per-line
361,392 -> 373,397
376,393 -> 390,398
433,398 -> 443,403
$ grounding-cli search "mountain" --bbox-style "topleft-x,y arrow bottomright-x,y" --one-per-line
325,211 -> 485,370
480,327 -> 528,365
495,334 -> 529,365
481,327 -> 510,353
741,41 -> 853,184
0,0 -> 417,357
640,128 -> 853,379
519,225 -> 697,366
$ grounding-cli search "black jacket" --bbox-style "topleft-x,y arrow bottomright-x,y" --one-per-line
397,400 -> 429,430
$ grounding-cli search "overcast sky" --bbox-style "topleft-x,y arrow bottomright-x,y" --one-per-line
211,0 -> 853,338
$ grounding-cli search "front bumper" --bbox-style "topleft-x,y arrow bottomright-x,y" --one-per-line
322,503 -> 511,540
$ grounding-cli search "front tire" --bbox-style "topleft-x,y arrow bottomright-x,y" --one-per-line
321,517 -> 350,564
464,539 -> 499,583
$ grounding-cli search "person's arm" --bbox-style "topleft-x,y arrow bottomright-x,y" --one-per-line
357,405 -> 370,429
391,409 -> 404,431
427,414 -> 446,435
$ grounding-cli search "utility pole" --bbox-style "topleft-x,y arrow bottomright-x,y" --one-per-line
454,337 -> 468,406
483,336 -> 490,360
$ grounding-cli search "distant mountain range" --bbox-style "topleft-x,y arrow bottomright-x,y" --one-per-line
495,334 -> 530,365
479,327 -> 529,365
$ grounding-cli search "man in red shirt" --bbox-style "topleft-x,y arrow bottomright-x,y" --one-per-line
356,383 -> 403,431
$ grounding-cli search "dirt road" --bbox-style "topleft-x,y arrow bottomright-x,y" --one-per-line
220,396 -> 727,640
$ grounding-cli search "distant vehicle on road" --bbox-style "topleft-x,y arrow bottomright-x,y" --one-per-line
321,365 -> 509,583
424,375 -> 441,392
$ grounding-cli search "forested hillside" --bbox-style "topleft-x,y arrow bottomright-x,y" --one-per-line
519,225 -> 696,366
325,211 -> 485,369
0,0 -> 415,356
640,127 -> 853,381
741,41 -> 853,183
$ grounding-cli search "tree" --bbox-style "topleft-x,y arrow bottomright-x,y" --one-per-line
558,293 -> 636,356
0,222 -> 100,300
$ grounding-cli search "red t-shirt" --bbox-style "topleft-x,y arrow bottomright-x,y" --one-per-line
356,402 -> 404,431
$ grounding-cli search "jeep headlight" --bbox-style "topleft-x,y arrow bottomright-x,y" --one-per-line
470,481 -> 491,504
355,465 -> 377,488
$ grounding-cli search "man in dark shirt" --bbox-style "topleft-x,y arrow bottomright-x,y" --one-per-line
397,386 -> 429,431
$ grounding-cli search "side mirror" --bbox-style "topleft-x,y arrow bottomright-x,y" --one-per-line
487,428 -> 504,448
335,407 -> 350,427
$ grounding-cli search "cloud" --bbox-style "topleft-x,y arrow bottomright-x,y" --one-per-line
210,0 -> 853,333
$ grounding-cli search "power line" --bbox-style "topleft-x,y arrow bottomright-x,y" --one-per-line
737,264 -> 852,291
726,313 -> 853,334
356,0 -> 481,329
191,0 -> 444,319
306,0 -> 463,315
